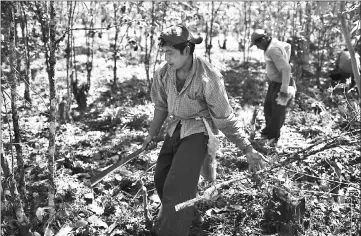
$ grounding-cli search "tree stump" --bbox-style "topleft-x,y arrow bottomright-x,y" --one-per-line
262,187 -> 306,235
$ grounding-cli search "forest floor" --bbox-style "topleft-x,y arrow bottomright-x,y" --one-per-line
1,42 -> 361,236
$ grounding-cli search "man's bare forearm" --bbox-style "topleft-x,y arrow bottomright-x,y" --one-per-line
148,108 -> 168,138
280,66 -> 292,92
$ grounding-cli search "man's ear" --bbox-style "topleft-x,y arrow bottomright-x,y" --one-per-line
185,46 -> 191,54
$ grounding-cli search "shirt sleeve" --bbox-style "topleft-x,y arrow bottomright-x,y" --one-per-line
268,47 -> 291,92
150,65 -> 168,112
203,74 -> 251,153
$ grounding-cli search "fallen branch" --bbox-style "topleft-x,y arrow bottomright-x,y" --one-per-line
175,176 -> 247,211
175,131 -> 360,211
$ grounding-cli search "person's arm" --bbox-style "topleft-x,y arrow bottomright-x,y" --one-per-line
203,75 -> 268,172
144,63 -> 169,147
269,48 -> 292,93
144,108 -> 168,145
203,75 -> 252,153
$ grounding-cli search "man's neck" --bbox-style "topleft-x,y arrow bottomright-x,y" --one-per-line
177,55 -> 193,76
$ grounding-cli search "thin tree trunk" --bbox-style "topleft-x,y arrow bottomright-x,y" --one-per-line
246,2 -> 251,63
11,2 -> 26,202
243,1 -> 247,64
35,0 -> 57,221
340,1 -> 361,95
207,1 -> 215,63
20,3 -> 31,104
113,2 -> 119,87
0,24 -> 3,236
86,1 -> 94,89
72,27 -> 77,93
3,2 -> 31,234
47,1 -> 57,220
302,2 -> 312,70
144,1 -> 155,87
65,1 -> 74,123
151,2 -> 168,93
207,1 -> 222,63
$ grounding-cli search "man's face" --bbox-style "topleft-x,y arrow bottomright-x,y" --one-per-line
254,38 -> 268,51
160,46 -> 189,70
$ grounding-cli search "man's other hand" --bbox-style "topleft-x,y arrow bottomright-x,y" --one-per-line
245,147 -> 269,173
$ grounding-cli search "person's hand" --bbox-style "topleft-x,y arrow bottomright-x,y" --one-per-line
279,91 -> 288,99
204,185 -> 219,201
245,146 -> 269,173
142,135 -> 153,149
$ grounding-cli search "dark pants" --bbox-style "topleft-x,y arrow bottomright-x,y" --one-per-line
154,123 -> 208,236
263,81 -> 293,140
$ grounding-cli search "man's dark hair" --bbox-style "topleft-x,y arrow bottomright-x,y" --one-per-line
158,38 -> 195,54
172,41 -> 195,54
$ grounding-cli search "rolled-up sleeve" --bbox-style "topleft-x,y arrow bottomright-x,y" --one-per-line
204,75 -> 251,153
151,66 -> 168,112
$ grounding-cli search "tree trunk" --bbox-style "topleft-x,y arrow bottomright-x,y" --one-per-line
302,2 -> 312,71
207,1 -> 215,63
65,1 -> 75,123
243,1 -> 247,64
36,0 -> 57,220
340,1 -> 361,96
20,3 -> 31,104
86,1 -> 94,90
0,28 -> 3,236
144,1 -> 155,89
113,2 -> 119,87
10,2 -> 26,202
47,0 -> 57,220
246,2 -> 251,63
151,2 -> 168,93
3,2 -> 31,234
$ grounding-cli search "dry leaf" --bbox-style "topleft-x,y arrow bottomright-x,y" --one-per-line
88,203 -> 104,215
72,219 -> 88,228
87,215 -> 108,228
55,225 -> 73,236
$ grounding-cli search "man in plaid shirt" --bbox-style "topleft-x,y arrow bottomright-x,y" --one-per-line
143,25 -> 268,236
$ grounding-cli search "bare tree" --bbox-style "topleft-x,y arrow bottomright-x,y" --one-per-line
34,0 -> 58,221
2,2 -> 32,235
86,1 -> 95,89
144,1 -> 156,88
112,2 -> 120,87
64,1 -> 76,123
19,2 -> 31,104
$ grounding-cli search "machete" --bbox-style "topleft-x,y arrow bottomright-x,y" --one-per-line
90,146 -> 146,187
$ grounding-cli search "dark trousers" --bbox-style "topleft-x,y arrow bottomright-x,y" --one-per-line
263,81 -> 293,140
154,123 -> 208,236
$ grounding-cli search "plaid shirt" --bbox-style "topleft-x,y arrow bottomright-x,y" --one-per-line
151,54 -> 251,152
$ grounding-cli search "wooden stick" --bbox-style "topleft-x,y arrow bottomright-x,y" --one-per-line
175,177 -> 245,212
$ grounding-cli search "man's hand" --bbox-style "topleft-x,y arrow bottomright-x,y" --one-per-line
142,135 -> 153,149
204,185 -> 219,201
245,146 -> 269,173
279,91 -> 288,99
